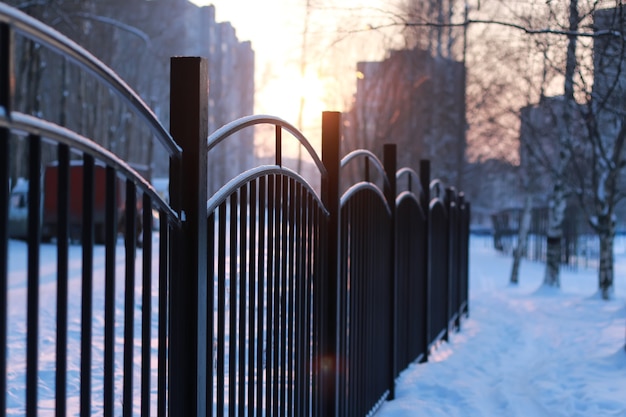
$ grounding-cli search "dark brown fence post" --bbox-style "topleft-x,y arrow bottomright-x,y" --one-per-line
320,111 -> 341,416
383,144 -> 397,400
0,21 -> 11,417
169,57 -> 209,417
444,187 -> 456,342
419,160 -> 431,362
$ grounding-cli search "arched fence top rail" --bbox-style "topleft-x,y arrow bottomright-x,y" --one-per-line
341,181 -> 392,216
396,191 -> 425,217
430,179 -> 446,200
396,167 -> 423,196
0,3 -> 180,157
206,164 -> 329,216
340,149 -> 392,191
206,114 -> 328,179
0,111 -> 180,225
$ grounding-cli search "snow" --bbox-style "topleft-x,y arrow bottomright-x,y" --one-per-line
5,235 -> 626,416
378,236 -> 626,417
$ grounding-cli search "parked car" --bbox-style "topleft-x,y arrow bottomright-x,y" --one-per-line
41,161 -> 143,245
8,178 -> 29,239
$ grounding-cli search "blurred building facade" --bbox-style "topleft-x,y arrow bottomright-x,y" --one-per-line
9,0 -> 255,193
593,6 -> 626,145
343,47 -> 466,190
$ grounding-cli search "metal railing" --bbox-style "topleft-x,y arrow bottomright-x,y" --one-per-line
0,5 -> 180,417
0,4 -> 471,417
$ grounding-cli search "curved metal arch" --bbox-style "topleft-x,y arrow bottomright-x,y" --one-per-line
0,3 -> 180,157
430,179 -> 446,200
429,196 -> 447,215
206,164 -> 328,216
396,167 -> 424,194
396,191 -> 426,219
207,114 -> 328,179
1,111 -> 180,225
340,181 -> 392,216
341,149 -> 391,191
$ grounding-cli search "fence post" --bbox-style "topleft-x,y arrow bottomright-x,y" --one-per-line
455,193 -> 465,331
464,201 -> 471,318
169,57 -> 209,417
419,160 -> 430,362
320,111 -> 341,416
383,144 -> 397,400
444,187 -> 456,342
0,21 -> 12,417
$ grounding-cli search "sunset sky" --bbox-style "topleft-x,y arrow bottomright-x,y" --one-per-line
190,0 -> 398,148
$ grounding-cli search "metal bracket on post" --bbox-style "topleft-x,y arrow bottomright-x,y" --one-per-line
383,144 -> 397,401
321,111 -> 341,417
169,56 -> 209,417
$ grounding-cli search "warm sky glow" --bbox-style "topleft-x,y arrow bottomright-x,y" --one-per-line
190,0 -> 394,155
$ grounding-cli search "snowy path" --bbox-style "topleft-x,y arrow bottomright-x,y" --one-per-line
378,237 -> 626,417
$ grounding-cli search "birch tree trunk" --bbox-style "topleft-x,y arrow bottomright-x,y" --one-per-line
543,0 -> 578,287
597,214 -> 615,299
511,195 -> 532,284
544,185 -> 566,287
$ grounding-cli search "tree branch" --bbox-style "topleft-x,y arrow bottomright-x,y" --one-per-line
362,19 -> 626,40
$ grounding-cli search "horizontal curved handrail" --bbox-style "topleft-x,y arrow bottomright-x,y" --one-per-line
207,114 -> 328,179
1,111 -> 180,225
340,181 -> 392,216
207,164 -> 329,217
341,149 -> 391,191
0,3 -> 180,157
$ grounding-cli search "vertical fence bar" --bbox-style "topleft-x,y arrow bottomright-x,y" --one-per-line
383,144 -> 397,400
444,188 -> 456,341
320,111 -> 341,416
455,194 -> 465,331
217,204 -> 226,416
0,130 -> 7,417
247,181 -> 257,415
283,178 -> 297,417
56,144 -> 70,417
463,201 -> 471,317
0,128 -> 6,417
157,212 -> 169,417
26,134 -> 41,417
0,24 -> 9,417
293,183 -> 303,416
256,177 -> 266,417
265,176 -> 275,415
272,177 -> 282,417
123,179 -> 136,417
80,153 -> 94,417
0,23 -> 10,417
238,186 -> 247,416
207,211 -> 215,417
239,186 -> 247,417
141,194 -> 153,417
279,176 -> 289,417
229,192 -> 238,417
103,165 -> 116,417
419,160 -> 430,361
169,56 -> 209,417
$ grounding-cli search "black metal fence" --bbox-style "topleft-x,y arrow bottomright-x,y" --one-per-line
490,205 -> 608,269
0,5 -> 470,417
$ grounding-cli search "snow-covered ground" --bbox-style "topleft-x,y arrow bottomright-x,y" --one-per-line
5,235 -> 626,415
378,236 -> 626,417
